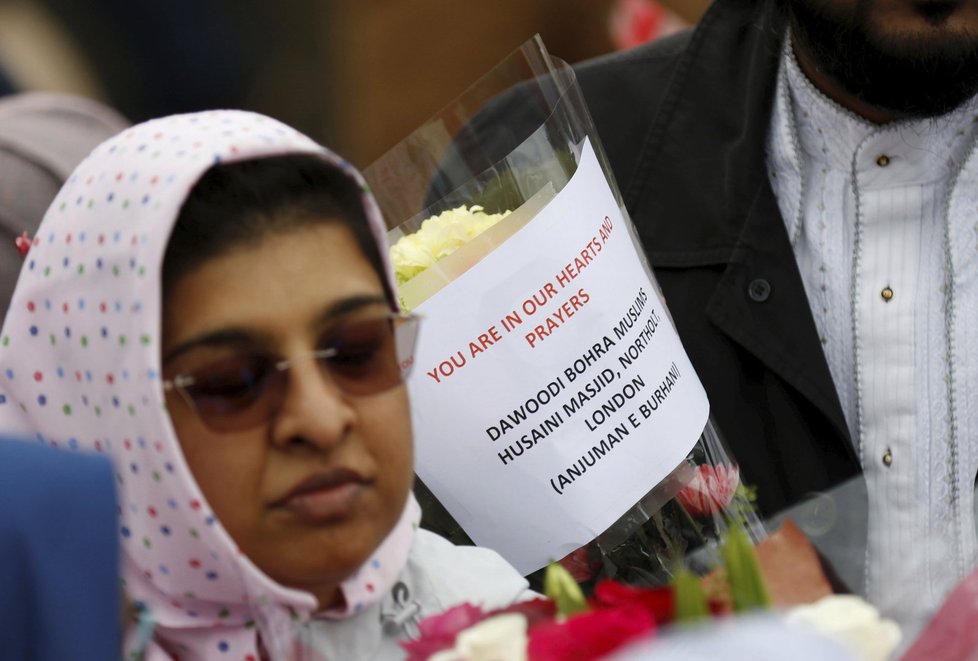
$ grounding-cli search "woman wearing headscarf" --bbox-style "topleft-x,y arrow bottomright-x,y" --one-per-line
0,110 -> 529,660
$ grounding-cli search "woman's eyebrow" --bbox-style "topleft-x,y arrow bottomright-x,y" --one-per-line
313,295 -> 390,327
162,328 -> 268,364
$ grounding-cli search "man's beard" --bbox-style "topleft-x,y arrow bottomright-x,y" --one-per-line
785,0 -> 978,118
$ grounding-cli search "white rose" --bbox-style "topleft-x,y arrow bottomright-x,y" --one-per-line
429,613 -> 528,661
785,595 -> 901,661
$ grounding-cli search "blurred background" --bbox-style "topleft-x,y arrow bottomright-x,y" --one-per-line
0,0 -> 708,168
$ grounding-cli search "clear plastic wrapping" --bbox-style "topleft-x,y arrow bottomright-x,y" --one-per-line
363,35 -> 764,587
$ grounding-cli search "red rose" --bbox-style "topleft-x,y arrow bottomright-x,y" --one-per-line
494,597 -> 558,631
590,580 -> 675,625
527,604 -> 656,661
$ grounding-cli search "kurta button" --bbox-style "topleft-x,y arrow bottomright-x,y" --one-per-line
748,279 -> 771,302
882,449 -> 893,466
876,154 -> 890,167
881,286 -> 894,302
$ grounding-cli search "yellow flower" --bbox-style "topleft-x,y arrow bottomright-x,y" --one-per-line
389,205 -> 510,284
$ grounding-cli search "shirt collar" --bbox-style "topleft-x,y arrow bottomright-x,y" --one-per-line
779,32 -> 978,186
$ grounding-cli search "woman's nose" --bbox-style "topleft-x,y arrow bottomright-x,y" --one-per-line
269,357 -> 355,450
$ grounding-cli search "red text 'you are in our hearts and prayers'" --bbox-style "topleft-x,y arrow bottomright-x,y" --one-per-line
424,214 -> 616,384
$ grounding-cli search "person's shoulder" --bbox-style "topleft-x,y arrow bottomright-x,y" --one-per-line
411,529 -> 528,589
575,31 -> 693,114
0,438 -> 120,661
410,529 -> 532,610
0,439 -> 114,500
0,436 -> 110,468
573,32 -> 697,198
0,439 -> 116,545
576,29 -> 694,81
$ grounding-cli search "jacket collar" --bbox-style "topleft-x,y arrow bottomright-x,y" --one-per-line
625,0 -> 855,447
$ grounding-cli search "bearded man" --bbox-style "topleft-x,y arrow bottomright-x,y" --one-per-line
576,0 -> 978,640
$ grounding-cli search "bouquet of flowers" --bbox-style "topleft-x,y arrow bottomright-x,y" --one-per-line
363,36 -> 762,588
401,525 -> 901,661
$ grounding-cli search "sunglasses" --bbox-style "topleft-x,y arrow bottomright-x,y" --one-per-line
163,312 -> 419,433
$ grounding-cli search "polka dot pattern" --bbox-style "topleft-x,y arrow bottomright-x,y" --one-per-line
0,110 -> 415,660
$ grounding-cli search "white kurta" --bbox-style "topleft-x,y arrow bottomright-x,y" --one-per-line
766,37 -> 978,642
306,529 -> 533,660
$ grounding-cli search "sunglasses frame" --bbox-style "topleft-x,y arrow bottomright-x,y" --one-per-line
162,311 -> 420,432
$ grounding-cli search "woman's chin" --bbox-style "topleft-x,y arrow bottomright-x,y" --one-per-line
254,523 -> 392,595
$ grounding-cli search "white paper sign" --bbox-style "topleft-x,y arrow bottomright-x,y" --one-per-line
409,139 -> 709,573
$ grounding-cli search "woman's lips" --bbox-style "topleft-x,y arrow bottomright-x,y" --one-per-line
273,469 -> 366,524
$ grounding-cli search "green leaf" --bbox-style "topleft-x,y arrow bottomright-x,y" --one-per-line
673,568 -> 710,622
722,523 -> 771,612
543,561 -> 588,617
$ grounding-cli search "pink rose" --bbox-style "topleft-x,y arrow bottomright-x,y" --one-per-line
677,464 -> 740,517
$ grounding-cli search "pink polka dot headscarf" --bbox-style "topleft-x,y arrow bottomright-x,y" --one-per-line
0,111 -> 418,660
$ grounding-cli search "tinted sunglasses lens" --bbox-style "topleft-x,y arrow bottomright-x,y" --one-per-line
323,317 -> 405,396
171,314 -> 420,432
183,355 -> 283,431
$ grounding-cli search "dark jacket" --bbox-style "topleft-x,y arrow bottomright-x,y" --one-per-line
575,0 -> 861,515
